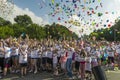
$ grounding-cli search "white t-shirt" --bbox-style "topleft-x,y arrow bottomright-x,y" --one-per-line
95,50 -> 101,58
85,57 -> 92,71
37,51 -> 42,58
57,50 -> 61,57
75,53 -> 81,62
31,49 -> 39,58
67,50 -> 73,59
85,46 -> 91,53
47,51 -> 53,58
115,45 -> 120,54
4,46 -> 11,58
42,51 -> 47,57
107,47 -> 114,57
53,53 -> 58,63
19,50 -> 28,63
11,47 -> 19,56
79,57 -> 86,62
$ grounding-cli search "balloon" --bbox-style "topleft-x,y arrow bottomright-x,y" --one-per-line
92,21 -> 96,26
58,17 -> 61,20
74,4 -> 77,8
95,6 -> 98,10
112,12 -> 114,14
51,0 -> 54,4
72,0 -> 77,3
98,0 -> 101,2
105,12 -> 108,14
109,31 -> 112,34
104,24 -> 106,27
92,0 -> 95,3
100,3 -> 102,7
92,10 -> 95,14
84,0 -> 86,3
89,0 -> 91,4
98,13 -> 103,17
106,20 -> 109,22
108,24 -> 111,27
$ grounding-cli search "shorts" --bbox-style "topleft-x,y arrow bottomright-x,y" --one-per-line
75,61 -> 80,70
20,63 -> 27,67
4,58 -> 11,68
11,55 -> 19,63
57,57 -> 60,63
42,57 -> 47,65
11,55 -> 19,59
108,57 -> 114,63
80,61 -> 86,64
47,58 -> 52,65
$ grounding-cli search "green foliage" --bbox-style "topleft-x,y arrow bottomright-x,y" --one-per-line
90,19 -> 120,41
0,15 -> 78,40
14,14 -> 33,26
0,26 -> 14,39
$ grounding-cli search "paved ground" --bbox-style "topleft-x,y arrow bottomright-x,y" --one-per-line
1,70 -> 120,80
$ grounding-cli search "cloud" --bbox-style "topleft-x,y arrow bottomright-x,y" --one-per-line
1,4 -> 49,25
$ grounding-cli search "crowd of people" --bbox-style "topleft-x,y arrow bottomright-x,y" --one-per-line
0,34 -> 120,80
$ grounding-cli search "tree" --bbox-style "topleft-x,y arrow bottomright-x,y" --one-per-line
14,14 -> 33,26
0,26 -> 14,39
0,17 -> 12,26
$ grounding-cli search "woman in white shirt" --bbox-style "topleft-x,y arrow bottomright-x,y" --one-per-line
19,45 -> 28,77
11,42 -> 19,73
79,49 -> 87,80
3,42 -> 12,76
41,49 -> 47,71
107,45 -> 115,65
29,46 -> 39,74
47,47 -> 53,72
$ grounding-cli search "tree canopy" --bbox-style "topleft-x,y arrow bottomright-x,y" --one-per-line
0,15 -> 78,40
90,20 -> 120,41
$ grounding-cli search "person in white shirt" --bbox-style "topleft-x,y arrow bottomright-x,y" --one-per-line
3,42 -> 12,76
29,46 -> 39,74
107,44 -> 115,65
53,49 -> 58,76
11,42 -> 19,73
41,49 -> 47,71
37,46 -> 42,71
74,49 -> 81,78
19,45 -> 28,77
79,49 -> 87,80
85,54 -> 92,80
47,47 -> 53,71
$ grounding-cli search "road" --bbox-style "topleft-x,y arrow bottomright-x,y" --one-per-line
1,70 -> 120,80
